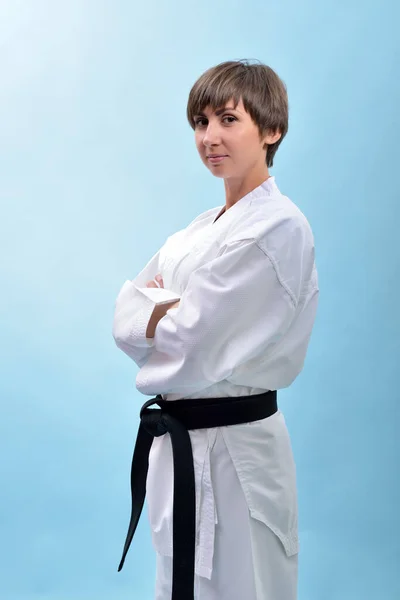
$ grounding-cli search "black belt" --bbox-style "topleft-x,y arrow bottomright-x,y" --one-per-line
117,390 -> 278,599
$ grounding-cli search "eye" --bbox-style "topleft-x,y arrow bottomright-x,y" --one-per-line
222,115 -> 236,124
194,115 -> 237,127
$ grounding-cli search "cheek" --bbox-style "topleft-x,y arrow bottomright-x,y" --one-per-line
194,132 -> 202,148
235,134 -> 258,158
227,130 -> 248,151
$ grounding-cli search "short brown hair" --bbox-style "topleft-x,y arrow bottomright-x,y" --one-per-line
186,59 -> 289,168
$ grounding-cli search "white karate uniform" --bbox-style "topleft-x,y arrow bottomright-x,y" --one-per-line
112,176 -> 319,600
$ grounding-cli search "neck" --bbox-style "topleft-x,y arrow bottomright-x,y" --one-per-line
223,166 -> 271,210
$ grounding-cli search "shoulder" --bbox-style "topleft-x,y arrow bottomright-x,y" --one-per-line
226,192 -> 317,302
228,192 -> 315,255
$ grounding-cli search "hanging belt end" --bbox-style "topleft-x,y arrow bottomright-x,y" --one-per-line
117,558 -> 125,572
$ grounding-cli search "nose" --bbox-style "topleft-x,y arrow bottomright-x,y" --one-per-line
202,121 -> 221,149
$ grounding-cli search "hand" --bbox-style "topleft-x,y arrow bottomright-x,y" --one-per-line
146,274 -> 180,310
146,274 -> 164,288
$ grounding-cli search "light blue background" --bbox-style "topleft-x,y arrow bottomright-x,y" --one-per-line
1,1 -> 399,599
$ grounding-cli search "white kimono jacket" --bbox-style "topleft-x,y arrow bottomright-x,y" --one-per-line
112,176 -> 319,581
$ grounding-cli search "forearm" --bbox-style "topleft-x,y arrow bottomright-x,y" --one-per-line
146,301 -> 179,338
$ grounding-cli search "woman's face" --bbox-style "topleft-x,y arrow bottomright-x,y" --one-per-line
193,97 -> 280,179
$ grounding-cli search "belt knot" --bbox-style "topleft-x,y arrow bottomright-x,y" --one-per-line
141,407 -> 168,437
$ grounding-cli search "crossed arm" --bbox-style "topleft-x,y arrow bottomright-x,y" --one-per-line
113,235 -> 305,396
145,275 -> 180,338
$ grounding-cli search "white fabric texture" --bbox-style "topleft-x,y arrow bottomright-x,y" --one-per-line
112,176 -> 319,598
154,428 -> 298,600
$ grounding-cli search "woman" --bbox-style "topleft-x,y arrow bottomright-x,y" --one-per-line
112,59 -> 319,600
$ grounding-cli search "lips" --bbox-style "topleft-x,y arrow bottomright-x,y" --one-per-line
207,155 -> 228,163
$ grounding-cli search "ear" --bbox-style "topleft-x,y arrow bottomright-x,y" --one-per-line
262,128 -> 282,146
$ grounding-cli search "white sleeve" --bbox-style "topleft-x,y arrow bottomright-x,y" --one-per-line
119,237 -> 300,396
112,246 -> 181,368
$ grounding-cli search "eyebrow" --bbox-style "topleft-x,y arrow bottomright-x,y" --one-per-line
194,106 -> 237,117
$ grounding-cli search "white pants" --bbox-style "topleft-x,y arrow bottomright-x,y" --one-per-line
154,429 -> 298,600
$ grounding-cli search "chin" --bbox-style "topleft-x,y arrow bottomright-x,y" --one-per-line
209,170 -> 226,179
205,163 -> 228,178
